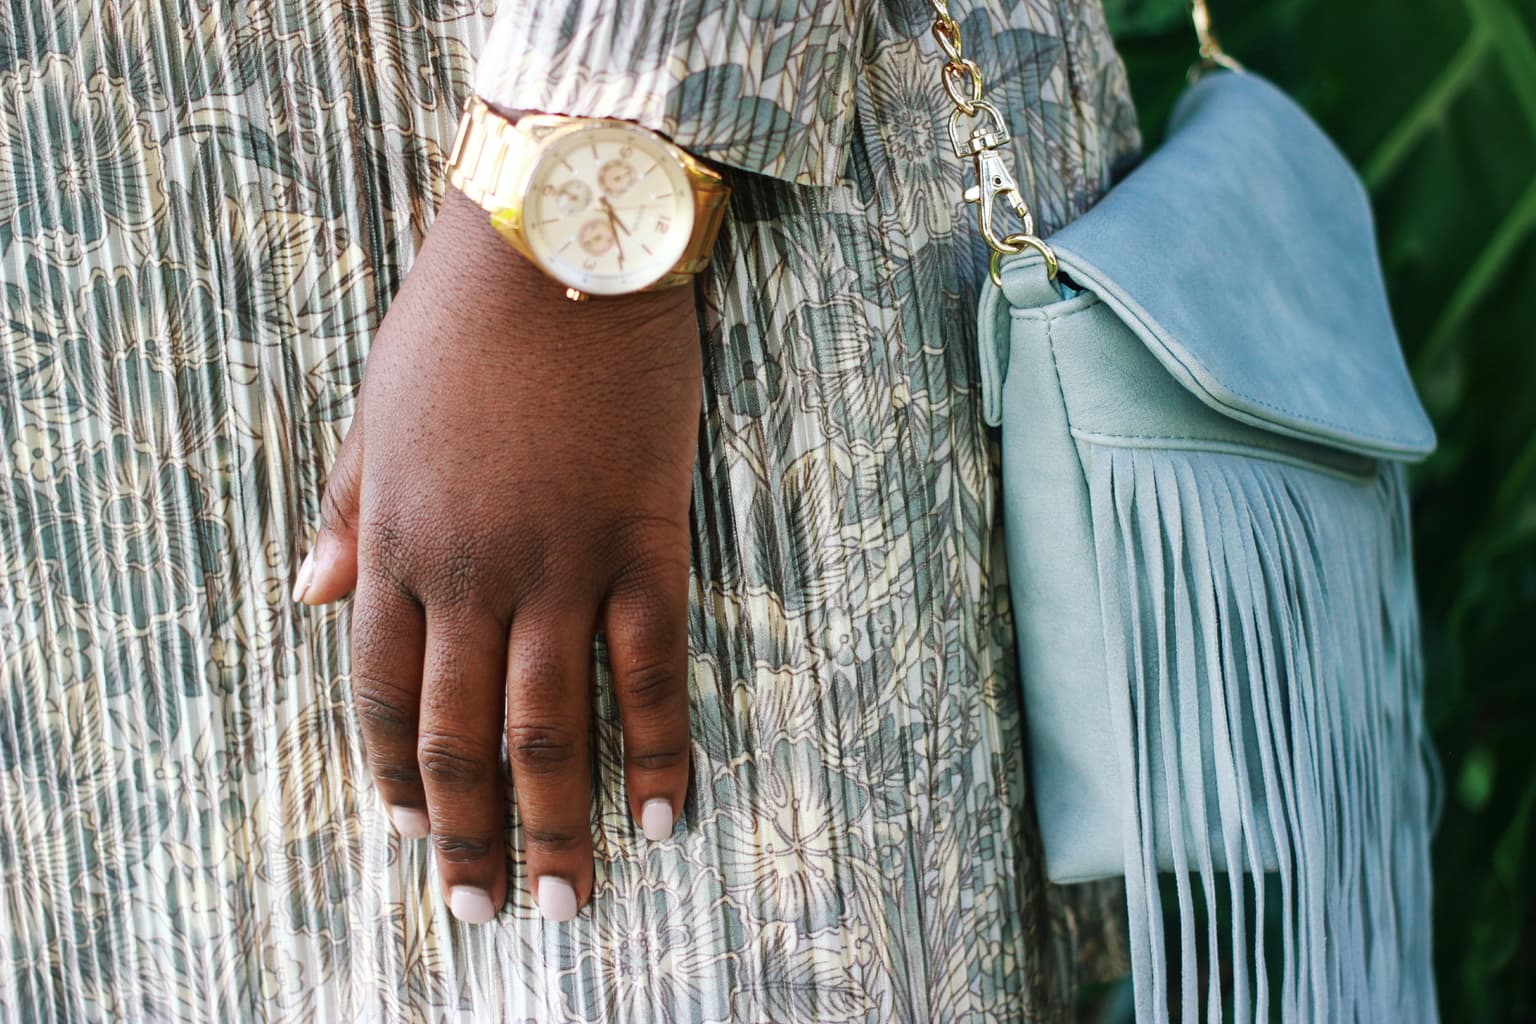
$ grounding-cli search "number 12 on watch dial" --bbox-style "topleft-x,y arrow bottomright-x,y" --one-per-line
522,122 -> 696,295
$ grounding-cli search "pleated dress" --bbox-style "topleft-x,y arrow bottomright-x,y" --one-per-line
0,1 -> 1141,1019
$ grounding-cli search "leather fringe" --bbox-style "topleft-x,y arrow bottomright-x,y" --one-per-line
1086,447 -> 1437,1021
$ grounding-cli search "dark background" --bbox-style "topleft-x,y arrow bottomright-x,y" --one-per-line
1099,1 -> 1536,1019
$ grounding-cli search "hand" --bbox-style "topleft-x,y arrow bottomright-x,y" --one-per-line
292,188 -> 701,923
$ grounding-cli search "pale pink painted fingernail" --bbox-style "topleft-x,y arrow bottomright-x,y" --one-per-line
537,877 -> 578,922
449,885 -> 498,925
290,551 -> 316,604
641,798 -> 674,842
389,806 -> 430,840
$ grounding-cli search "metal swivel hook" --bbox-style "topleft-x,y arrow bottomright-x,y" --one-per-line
964,147 -> 1035,254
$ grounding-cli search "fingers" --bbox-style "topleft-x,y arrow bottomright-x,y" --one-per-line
418,609 -> 512,924
604,561 -> 692,844
294,407 -> 365,606
350,572 -> 429,840
505,605 -> 598,922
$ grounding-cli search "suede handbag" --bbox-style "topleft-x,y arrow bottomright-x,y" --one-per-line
952,24 -> 1441,1024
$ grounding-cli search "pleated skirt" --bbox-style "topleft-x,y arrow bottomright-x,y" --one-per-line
0,2 -> 1140,1019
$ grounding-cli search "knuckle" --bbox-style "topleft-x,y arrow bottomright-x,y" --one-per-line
426,537 -> 485,607
351,673 -> 418,740
626,745 -> 689,773
372,762 -> 423,785
607,571 -> 686,645
522,827 -> 585,857
359,513 -> 517,614
503,530 -> 556,599
616,657 -> 683,713
414,535 -> 522,612
431,832 -> 497,863
506,724 -> 579,778
417,734 -> 494,788
610,529 -> 689,585
618,507 -> 689,549
606,596 -> 687,716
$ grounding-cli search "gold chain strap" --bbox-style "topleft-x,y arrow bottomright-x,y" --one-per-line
926,0 -> 1241,286
1190,0 -> 1243,74
925,0 -> 1056,285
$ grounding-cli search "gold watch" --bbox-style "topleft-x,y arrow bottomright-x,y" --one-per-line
446,96 -> 731,301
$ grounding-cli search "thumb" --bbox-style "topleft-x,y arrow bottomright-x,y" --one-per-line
293,406 -> 364,606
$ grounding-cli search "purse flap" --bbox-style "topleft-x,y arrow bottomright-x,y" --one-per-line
1004,71 -> 1435,462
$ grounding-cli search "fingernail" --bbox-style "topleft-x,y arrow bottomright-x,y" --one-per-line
641,798 -> 674,842
449,885 -> 498,925
299,532 -> 340,606
290,550 -> 316,605
537,876 -> 578,922
389,806 -> 430,840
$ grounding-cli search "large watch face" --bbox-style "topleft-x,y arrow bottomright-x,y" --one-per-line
522,121 -> 696,295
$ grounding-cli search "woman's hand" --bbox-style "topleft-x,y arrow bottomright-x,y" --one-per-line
292,188 -> 701,923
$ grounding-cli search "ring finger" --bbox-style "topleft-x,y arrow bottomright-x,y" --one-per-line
418,607 -> 512,924
505,604 -> 598,922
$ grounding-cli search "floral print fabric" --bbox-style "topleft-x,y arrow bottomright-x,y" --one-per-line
0,1 -> 1139,1020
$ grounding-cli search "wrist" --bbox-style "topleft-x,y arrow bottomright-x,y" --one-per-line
434,187 -> 576,304
426,187 -> 698,336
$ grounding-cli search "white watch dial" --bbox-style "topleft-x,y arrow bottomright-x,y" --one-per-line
522,122 -> 696,295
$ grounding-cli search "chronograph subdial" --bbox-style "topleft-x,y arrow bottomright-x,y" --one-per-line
577,217 -> 617,257
554,180 -> 592,215
598,158 -> 638,197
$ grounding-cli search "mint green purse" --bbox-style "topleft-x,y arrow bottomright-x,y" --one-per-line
934,2 -> 1440,1019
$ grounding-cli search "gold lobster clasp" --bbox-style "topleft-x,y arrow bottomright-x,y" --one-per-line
966,148 -> 1059,286
964,146 -> 1035,254
940,46 -> 1058,284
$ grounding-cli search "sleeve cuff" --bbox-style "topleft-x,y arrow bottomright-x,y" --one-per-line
471,1 -> 861,187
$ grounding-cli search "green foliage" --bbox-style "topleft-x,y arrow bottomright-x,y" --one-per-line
1102,0 -> 1536,1019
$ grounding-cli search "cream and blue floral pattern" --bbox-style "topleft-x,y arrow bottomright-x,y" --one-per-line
0,1 -> 1139,1020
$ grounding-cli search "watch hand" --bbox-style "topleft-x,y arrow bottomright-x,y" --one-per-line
599,201 -> 626,268
600,197 -> 633,236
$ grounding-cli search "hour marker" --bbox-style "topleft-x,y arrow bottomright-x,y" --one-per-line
651,191 -> 670,199
559,240 -> 573,253
640,242 -> 653,255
